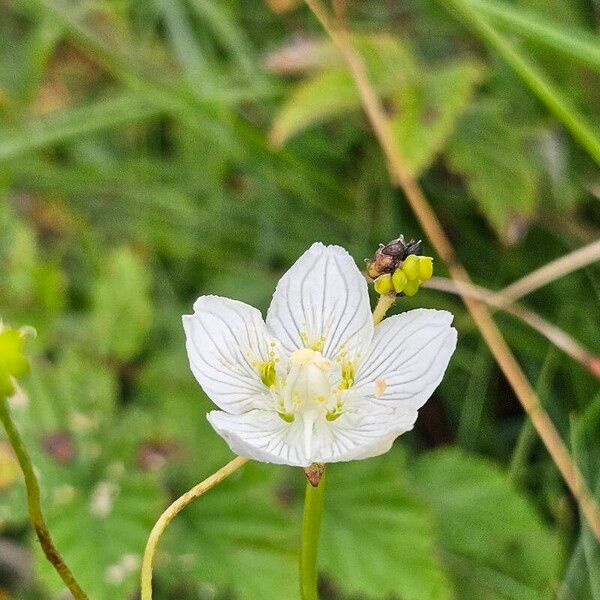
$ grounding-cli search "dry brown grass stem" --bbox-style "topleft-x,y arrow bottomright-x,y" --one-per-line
424,276 -> 600,379
303,0 -> 600,541
498,239 -> 600,304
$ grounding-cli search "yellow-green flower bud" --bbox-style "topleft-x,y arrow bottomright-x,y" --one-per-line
391,268 -> 408,293
0,326 -> 30,397
403,279 -> 420,297
418,256 -> 433,281
374,273 -> 394,295
401,254 -> 420,280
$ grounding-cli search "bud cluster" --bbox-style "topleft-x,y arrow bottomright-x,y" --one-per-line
366,236 -> 434,298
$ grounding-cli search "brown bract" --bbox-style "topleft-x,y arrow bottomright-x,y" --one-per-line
303,462 -> 326,487
365,236 -> 422,279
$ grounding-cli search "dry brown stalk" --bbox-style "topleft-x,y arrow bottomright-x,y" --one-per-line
424,276 -> 600,379
498,239 -> 600,305
302,0 -> 600,540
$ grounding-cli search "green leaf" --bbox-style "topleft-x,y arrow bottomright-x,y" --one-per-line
320,449 -> 454,599
390,59 -> 484,176
90,247 -> 152,361
446,104 -> 539,243
0,209 -> 67,330
35,471 -> 165,599
163,462 -> 299,600
0,344 -> 166,599
412,448 -> 562,599
270,34 -> 417,146
0,346 -> 118,528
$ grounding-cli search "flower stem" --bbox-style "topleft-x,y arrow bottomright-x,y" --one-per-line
372,294 -> 395,325
140,455 -> 248,600
0,395 -> 88,599
300,472 -> 326,600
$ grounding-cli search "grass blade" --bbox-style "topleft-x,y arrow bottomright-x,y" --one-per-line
463,0 -> 600,73
0,93 -> 161,161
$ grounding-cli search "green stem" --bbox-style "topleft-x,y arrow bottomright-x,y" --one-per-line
438,0 -> 600,165
0,395 -> 89,600
300,472 -> 326,600
508,419 -> 535,483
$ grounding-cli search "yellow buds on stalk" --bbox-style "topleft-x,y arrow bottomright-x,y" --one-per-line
0,324 -> 33,397
418,256 -> 433,281
400,254 -> 420,281
391,268 -> 408,292
373,273 -> 393,295
368,236 -> 434,299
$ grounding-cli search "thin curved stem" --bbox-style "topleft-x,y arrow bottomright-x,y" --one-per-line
140,455 -> 248,600
300,471 -> 326,600
0,395 -> 88,599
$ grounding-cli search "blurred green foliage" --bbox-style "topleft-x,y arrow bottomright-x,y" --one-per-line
0,0 -> 599,598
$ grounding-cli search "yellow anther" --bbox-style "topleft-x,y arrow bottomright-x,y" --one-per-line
326,411 -> 341,421
259,361 -> 276,387
339,362 -> 354,389
278,412 -> 295,423
310,337 -> 325,351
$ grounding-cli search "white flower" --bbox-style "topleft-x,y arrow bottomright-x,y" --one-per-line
183,243 -> 456,468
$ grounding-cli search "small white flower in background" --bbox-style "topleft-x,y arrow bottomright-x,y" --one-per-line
183,243 -> 456,468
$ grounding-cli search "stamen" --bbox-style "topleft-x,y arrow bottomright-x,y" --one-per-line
339,362 -> 355,389
259,361 -> 276,387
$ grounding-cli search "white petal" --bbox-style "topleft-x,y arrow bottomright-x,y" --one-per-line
207,409 -> 311,467
266,243 -> 373,362
183,296 -> 275,414
353,309 -> 457,411
312,399 -> 418,463
208,400 -> 417,467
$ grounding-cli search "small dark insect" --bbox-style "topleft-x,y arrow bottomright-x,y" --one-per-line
365,235 -> 422,279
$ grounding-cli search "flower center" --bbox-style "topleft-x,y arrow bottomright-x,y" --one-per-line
276,348 -> 342,421
274,348 -> 351,458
